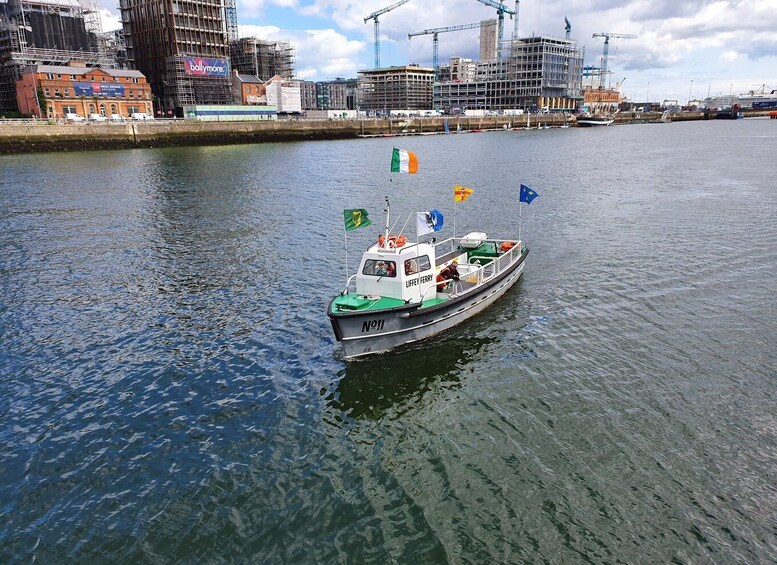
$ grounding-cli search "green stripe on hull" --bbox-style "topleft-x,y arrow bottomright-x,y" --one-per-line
331,294 -> 449,314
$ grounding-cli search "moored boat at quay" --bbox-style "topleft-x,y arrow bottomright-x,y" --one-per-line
576,114 -> 615,126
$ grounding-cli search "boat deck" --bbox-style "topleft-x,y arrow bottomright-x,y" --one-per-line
330,294 -> 449,314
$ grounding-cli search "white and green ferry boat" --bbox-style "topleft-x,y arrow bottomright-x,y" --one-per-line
328,231 -> 528,359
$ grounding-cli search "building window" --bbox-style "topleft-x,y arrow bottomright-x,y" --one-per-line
111,104 -> 117,115
89,104 -> 95,113
100,104 -> 106,116
102,77 -> 106,81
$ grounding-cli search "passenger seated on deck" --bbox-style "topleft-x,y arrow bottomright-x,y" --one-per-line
436,261 -> 460,292
404,259 -> 417,275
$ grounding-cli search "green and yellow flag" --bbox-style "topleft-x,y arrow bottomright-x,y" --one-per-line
344,209 -> 372,231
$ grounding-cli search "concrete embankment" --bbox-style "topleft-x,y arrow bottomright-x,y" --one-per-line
0,110 -> 771,155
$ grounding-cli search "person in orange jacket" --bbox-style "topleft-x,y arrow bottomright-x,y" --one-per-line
436,261 -> 460,292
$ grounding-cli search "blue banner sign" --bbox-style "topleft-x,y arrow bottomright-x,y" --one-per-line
183,57 -> 229,78
74,83 -> 126,97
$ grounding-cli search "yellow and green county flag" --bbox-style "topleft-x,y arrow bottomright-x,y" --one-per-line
454,185 -> 474,202
344,209 -> 373,231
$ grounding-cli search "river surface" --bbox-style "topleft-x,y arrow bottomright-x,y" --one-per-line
1,119 -> 776,563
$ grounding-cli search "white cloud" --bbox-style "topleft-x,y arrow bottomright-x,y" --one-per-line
238,25 -> 365,80
100,7 -> 121,32
721,50 -> 739,63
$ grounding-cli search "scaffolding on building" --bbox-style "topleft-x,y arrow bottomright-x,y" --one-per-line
224,0 -> 237,44
0,0 -> 114,112
230,37 -> 295,81
162,54 -> 232,110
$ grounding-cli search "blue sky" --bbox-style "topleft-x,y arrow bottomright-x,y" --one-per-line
101,0 -> 777,103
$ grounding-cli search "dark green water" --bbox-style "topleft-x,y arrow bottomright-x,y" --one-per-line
1,119 -> 776,563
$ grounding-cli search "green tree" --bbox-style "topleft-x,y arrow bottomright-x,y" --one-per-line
36,85 -> 47,116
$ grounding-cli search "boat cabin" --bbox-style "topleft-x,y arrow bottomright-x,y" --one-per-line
355,241 -> 445,303
354,232 -> 501,303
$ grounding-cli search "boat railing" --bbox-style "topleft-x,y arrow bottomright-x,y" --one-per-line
342,274 -> 358,295
450,244 -> 521,296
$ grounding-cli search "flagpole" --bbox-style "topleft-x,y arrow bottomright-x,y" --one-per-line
344,222 -> 349,290
519,200 -> 522,243
453,199 -> 457,240
384,195 -> 390,249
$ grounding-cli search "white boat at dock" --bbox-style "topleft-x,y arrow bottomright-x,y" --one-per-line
576,115 -> 614,126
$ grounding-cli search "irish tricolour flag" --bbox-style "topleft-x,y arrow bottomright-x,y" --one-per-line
390,148 -> 418,174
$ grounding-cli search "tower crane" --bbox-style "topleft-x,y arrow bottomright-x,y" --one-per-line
474,0 -> 518,58
564,17 -> 571,40
364,0 -> 411,70
592,32 -> 637,79
408,22 -> 482,80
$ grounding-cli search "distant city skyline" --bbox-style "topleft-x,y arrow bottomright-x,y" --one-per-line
100,0 -> 777,103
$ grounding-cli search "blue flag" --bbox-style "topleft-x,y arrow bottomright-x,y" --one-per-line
520,184 -> 539,204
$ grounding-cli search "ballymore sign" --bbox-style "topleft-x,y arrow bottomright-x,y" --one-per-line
183,57 -> 229,78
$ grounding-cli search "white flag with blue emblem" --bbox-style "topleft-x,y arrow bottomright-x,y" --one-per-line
417,209 -> 444,237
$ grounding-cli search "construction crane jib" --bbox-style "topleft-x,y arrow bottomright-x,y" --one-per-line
408,22 -> 482,80
474,0 -> 518,58
592,32 -> 637,78
365,0 -> 411,69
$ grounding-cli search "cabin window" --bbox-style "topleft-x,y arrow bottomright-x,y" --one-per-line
363,259 -> 396,278
404,255 -> 431,275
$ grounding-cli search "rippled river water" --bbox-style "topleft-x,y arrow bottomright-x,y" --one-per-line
2,119 -> 776,562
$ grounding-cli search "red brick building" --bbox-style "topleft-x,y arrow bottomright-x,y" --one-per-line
16,61 -> 153,119
231,72 -> 265,105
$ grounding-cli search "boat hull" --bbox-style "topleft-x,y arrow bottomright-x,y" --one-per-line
330,254 -> 526,359
576,118 -> 614,127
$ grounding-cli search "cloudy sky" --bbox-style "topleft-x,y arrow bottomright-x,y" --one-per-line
101,0 -> 777,103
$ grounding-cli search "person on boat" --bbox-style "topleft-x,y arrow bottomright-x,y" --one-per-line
385,262 -> 396,278
375,261 -> 388,276
404,259 -> 417,275
436,261 -> 460,292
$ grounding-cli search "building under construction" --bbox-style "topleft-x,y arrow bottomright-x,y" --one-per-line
119,0 -> 237,114
435,35 -> 584,113
0,0 -> 111,113
357,65 -> 434,113
230,37 -> 294,81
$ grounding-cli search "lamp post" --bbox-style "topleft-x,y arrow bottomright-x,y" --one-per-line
688,79 -> 694,106
646,81 -> 650,104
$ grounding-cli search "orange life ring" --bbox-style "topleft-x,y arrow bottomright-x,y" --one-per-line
500,241 -> 516,252
378,234 -> 407,248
